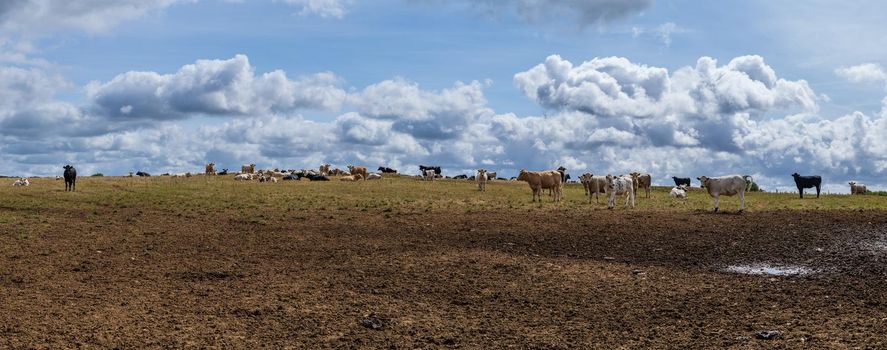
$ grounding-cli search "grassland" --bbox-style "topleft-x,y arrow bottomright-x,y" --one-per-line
2,175 -> 887,348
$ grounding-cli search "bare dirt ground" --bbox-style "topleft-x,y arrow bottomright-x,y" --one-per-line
3,202 -> 887,349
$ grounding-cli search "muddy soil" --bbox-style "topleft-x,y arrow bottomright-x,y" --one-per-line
2,208 -> 887,348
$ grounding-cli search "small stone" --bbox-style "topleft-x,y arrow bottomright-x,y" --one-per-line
755,330 -> 781,340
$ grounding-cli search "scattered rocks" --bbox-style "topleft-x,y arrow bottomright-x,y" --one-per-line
361,314 -> 385,330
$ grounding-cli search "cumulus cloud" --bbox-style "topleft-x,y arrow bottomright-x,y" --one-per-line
835,63 -> 887,84
0,0 -> 188,35
87,55 -> 347,119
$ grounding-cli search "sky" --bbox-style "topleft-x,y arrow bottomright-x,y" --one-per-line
1,0 -> 886,192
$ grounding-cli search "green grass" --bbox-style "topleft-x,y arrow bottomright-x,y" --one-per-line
1,175 -> 886,215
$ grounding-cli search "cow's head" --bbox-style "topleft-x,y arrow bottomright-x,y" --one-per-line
697,176 -> 709,188
63,165 -> 72,170
849,181 -> 856,186
791,173 -> 801,178
516,169 -> 529,181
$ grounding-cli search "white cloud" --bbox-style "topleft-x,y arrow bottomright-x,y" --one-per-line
835,63 -> 887,84
0,0 -> 190,35
87,54 -> 347,119
464,0 -> 652,28
279,0 -> 349,18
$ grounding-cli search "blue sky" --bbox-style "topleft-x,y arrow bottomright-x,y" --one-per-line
2,0 -> 886,192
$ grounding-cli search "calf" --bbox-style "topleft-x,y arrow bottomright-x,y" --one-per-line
605,174 -> 636,209
423,169 -> 436,181
672,176 -> 691,187
366,173 -> 382,180
696,175 -> 753,212
630,172 -> 652,198
234,173 -> 252,181
791,173 -> 821,198
669,185 -> 688,199
476,169 -> 487,191
63,165 -> 77,191
12,178 -> 30,186
849,181 -> 867,195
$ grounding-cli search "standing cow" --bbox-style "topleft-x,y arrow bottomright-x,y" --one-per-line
672,176 -> 691,187
517,169 -> 563,202
605,174 -> 636,209
697,175 -> 753,212
629,172 -> 652,198
63,165 -> 77,192
580,173 -> 608,203
205,163 -> 216,175
241,164 -> 255,174
476,169 -> 487,191
423,169 -> 436,181
791,173 -> 821,198
347,165 -> 368,180
849,182 -> 867,195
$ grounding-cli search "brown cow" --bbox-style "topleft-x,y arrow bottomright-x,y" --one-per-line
517,169 -> 563,202
347,165 -> 367,180
205,163 -> 216,175
319,164 -> 331,176
241,163 -> 255,174
630,172 -> 652,198
580,173 -> 608,203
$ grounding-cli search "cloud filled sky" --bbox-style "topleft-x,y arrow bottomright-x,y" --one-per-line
1,0 -> 886,192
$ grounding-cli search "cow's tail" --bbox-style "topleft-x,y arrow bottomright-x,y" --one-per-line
743,175 -> 754,191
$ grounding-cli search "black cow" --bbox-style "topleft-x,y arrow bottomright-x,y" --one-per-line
136,171 -> 151,177
63,165 -> 77,191
556,166 -> 568,182
791,173 -> 821,198
217,169 -> 229,175
377,167 -> 398,174
419,165 -> 441,175
305,174 -> 330,181
672,176 -> 691,187
453,174 -> 468,179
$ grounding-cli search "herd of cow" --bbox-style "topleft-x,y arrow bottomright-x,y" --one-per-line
7,163 -> 872,212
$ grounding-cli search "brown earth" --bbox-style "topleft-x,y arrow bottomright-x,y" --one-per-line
2,207 -> 887,349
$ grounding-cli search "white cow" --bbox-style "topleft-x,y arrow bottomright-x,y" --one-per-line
605,174 -> 636,209
580,173 -> 608,203
423,169 -> 436,181
697,175 -> 753,212
234,173 -> 252,181
12,178 -> 30,186
849,181 -> 867,195
669,185 -> 688,199
366,173 -> 382,180
476,169 -> 487,191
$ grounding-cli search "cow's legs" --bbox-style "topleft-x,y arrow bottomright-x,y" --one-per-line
799,187 -> 804,199
816,185 -> 821,198
739,191 -> 745,212
713,194 -> 719,212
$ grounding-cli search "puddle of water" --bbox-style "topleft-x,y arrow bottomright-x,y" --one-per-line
724,264 -> 814,276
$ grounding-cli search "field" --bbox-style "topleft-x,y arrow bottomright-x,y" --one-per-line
2,175 -> 887,348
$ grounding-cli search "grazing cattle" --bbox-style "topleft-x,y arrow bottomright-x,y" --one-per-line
486,172 -> 497,181
849,181 -> 867,195
366,173 -> 382,180
669,185 -> 688,199
136,171 -> 151,177
234,173 -> 252,181
419,165 -> 441,176
517,169 -> 563,202
217,169 -> 228,175
453,174 -> 468,180
319,164 -> 331,176
476,169 -> 487,191
630,172 -> 652,198
580,173 -> 608,203
347,165 -> 368,180
605,174 -> 636,209
241,164 -> 255,174
791,173 -> 821,198
673,176 -> 691,188
423,169 -> 436,181
340,174 -> 364,182
12,178 -> 30,186
63,165 -> 77,191
696,175 -> 753,212
377,167 -> 397,174
205,163 -> 216,175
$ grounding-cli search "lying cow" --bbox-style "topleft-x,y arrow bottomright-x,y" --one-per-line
234,173 -> 253,181
366,173 -> 382,180
697,175 -> 753,212
258,175 -> 278,183
340,174 -> 364,182
347,165 -> 368,180
605,174 -> 636,209
669,185 -> 688,199
517,169 -> 563,202
12,178 -> 30,186
377,167 -> 397,174
630,172 -> 652,198
849,181 -> 867,195
672,176 -> 691,188
419,165 -> 441,176
476,169 -> 487,191
486,171 -> 497,181
791,173 -> 821,198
